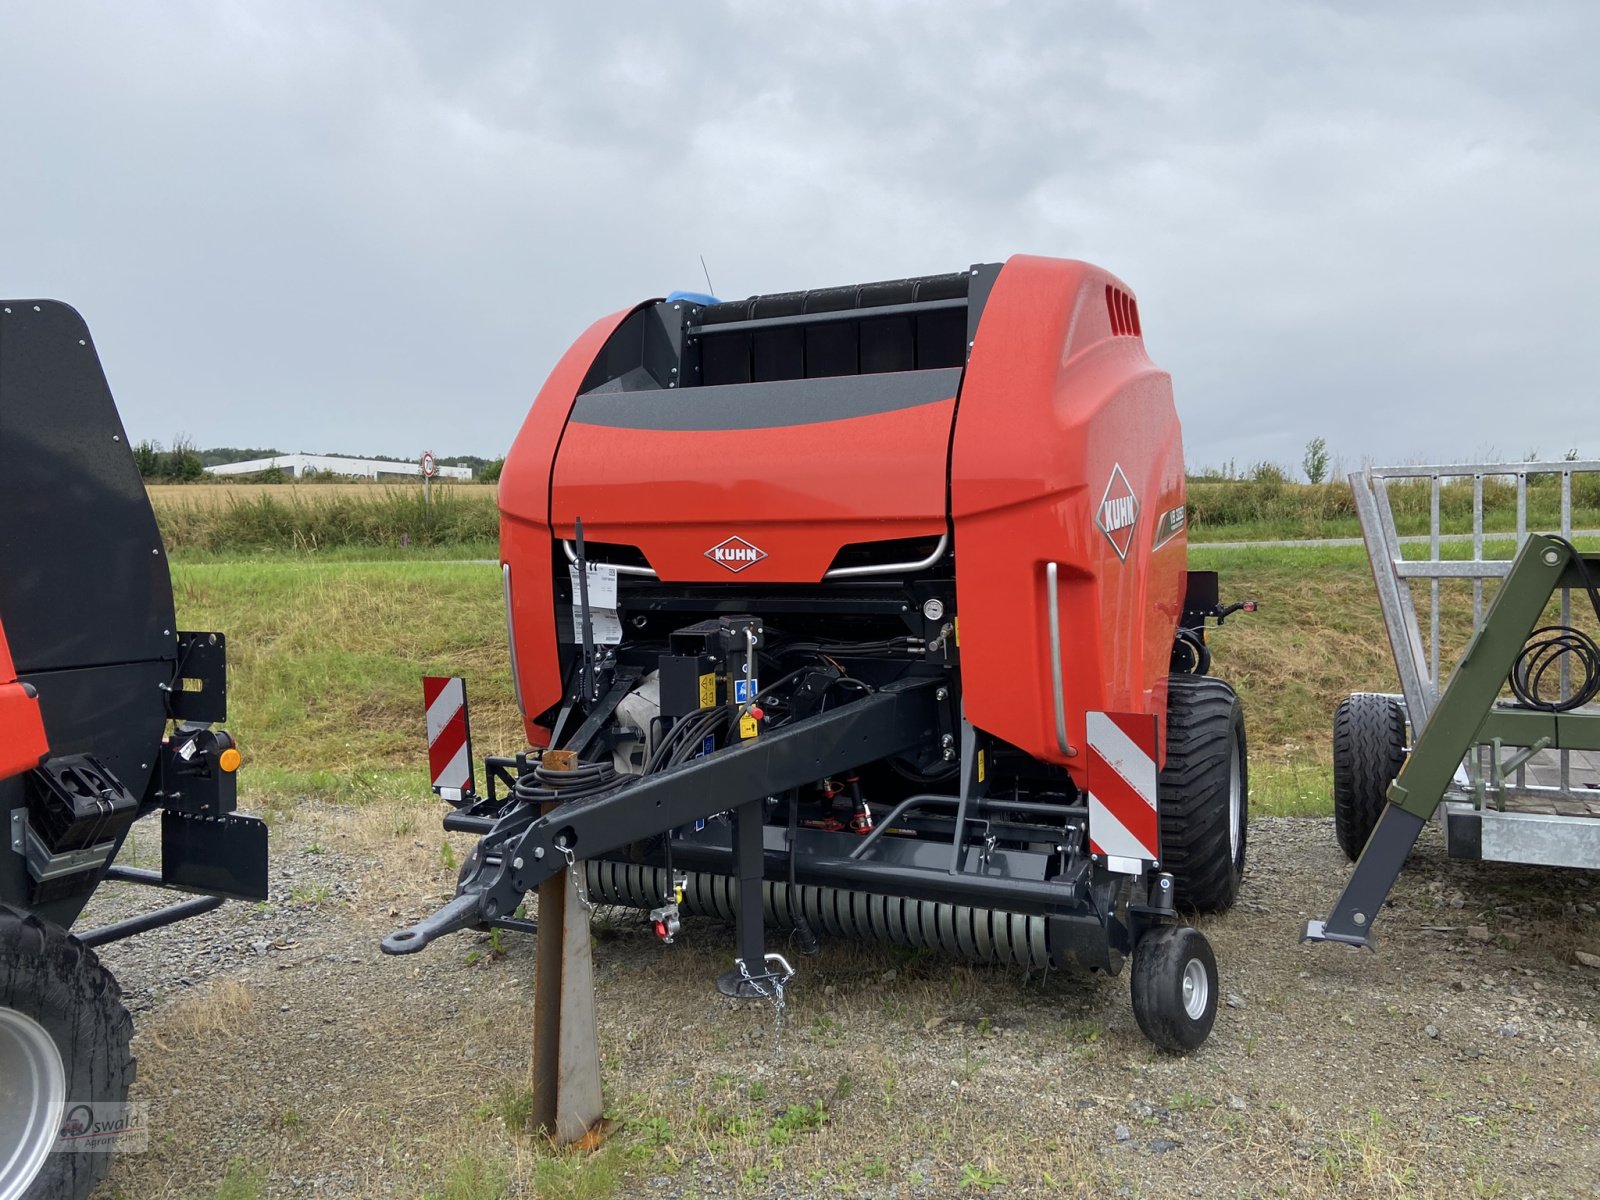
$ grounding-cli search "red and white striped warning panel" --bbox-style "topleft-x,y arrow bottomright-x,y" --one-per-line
423,675 -> 474,800
1085,710 -> 1159,874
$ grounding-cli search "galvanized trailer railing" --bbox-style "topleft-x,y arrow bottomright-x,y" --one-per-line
1304,461 -> 1600,947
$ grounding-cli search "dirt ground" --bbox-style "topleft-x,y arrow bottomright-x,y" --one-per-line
86,809 -> 1600,1200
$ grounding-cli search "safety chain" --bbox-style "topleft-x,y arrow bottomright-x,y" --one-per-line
559,844 -> 598,915
736,953 -> 795,1057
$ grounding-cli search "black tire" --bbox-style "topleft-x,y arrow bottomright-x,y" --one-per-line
1332,693 -> 1407,861
1158,675 -> 1247,913
1130,924 -> 1218,1053
0,906 -> 134,1200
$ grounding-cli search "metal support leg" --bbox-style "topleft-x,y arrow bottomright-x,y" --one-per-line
529,862 -> 603,1144
717,800 -> 774,998
1300,806 -> 1426,947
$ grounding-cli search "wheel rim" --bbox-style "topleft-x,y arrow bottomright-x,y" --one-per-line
1180,957 -> 1210,1021
1227,736 -> 1243,865
0,1006 -> 66,1200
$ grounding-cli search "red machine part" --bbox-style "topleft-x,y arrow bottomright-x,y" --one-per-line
951,255 -> 1185,780
497,255 -> 1186,777
0,614 -> 49,780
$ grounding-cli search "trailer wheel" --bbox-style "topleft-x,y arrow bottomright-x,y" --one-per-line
1158,676 -> 1247,913
0,906 -> 134,1200
1332,693 -> 1407,861
1130,924 -> 1218,1053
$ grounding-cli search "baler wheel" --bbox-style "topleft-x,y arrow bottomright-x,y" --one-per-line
1157,675 -> 1248,913
1130,924 -> 1218,1053
1331,693 -> 1408,861
0,906 -> 134,1200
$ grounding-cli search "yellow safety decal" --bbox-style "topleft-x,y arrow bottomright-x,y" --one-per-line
698,672 -> 717,709
977,749 -> 986,783
739,714 -> 759,740
954,616 -> 960,647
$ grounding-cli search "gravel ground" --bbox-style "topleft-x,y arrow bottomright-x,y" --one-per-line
82,808 -> 1600,1200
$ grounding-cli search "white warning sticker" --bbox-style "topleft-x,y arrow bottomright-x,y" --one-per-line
568,561 -> 622,644
568,562 -> 619,608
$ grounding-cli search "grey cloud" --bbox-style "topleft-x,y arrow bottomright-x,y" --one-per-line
1,1 -> 1594,470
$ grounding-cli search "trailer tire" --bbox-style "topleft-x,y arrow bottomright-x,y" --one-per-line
1157,676 -> 1247,914
1130,924 -> 1217,1053
1332,693 -> 1407,861
0,905 -> 134,1200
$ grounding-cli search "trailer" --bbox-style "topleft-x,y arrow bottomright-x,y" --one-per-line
0,301 -> 267,1200
1305,461 -> 1600,948
385,256 -> 1252,1115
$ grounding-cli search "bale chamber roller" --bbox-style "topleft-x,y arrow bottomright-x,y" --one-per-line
386,254 -> 1254,1053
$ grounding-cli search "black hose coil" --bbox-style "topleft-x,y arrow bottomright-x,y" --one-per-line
1509,537 -> 1600,712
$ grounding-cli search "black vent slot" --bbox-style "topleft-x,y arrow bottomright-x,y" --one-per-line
824,534 -> 948,575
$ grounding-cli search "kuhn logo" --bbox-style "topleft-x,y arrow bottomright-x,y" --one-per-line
705,536 -> 768,573
1096,464 -> 1140,561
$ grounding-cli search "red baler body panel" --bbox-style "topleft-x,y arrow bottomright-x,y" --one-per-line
549,398 -> 952,583
951,256 -> 1184,779
499,256 -> 1185,777
499,307 -> 636,735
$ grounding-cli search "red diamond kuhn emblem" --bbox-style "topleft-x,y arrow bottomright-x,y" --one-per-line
705,535 -> 768,573
1095,464 -> 1140,561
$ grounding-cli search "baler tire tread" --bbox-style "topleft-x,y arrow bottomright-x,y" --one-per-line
1332,693 -> 1408,862
0,904 -> 135,1200
1157,675 -> 1248,914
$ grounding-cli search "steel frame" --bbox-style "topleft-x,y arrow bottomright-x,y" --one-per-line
1351,461 -> 1600,867
1306,533 -> 1600,946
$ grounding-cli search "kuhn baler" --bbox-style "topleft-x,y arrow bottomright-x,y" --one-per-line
0,302 -> 267,1200
386,255 -> 1250,1054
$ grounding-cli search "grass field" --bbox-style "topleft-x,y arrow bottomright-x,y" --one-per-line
170,542 -> 1414,819
147,481 -> 496,504
141,544 -> 1600,1200
147,477 -> 1600,555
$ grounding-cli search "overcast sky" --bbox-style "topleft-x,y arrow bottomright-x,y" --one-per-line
2,2 -> 1595,472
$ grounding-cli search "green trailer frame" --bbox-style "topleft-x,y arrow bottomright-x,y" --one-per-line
1305,511 -> 1600,948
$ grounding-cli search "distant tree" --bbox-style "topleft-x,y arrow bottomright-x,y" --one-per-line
132,440 -> 162,479
1302,436 -> 1330,485
479,457 -> 504,483
1250,460 -> 1288,487
165,436 -> 205,482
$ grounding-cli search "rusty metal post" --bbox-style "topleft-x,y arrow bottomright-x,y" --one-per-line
529,753 -> 603,1144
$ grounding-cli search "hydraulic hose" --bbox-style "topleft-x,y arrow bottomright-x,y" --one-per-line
1510,537 -> 1600,712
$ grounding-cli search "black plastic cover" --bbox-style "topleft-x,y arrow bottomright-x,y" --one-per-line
0,301 -> 178,801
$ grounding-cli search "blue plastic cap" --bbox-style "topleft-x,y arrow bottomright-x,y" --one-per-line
665,290 -> 720,306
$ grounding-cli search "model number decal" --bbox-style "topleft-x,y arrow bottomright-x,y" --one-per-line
1152,504 -> 1186,551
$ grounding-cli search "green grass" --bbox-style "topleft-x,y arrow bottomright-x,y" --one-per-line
172,537 -> 1553,818
1186,472 -> 1600,543
168,558 -> 520,807
153,485 -> 499,553
205,1159 -> 265,1200
147,474 -> 1600,554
